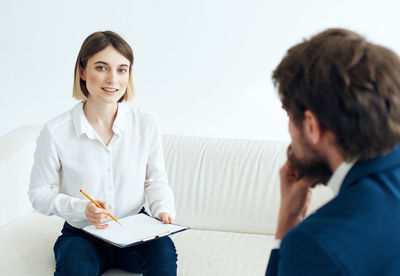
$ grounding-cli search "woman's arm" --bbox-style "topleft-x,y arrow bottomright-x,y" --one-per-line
144,116 -> 176,221
28,124 -> 88,223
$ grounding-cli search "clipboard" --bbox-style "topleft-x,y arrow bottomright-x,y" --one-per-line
81,213 -> 189,248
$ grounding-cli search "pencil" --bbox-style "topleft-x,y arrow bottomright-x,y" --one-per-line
80,189 -> 122,225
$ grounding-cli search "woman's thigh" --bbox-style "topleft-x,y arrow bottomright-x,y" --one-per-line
53,224 -> 110,276
115,236 -> 177,276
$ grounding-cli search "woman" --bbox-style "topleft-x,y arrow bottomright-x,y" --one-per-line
29,31 -> 177,276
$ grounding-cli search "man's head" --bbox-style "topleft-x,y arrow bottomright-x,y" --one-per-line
273,28 -> 400,162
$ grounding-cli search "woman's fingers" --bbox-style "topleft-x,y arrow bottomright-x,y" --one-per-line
96,200 -> 109,211
85,201 -> 110,227
93,223 -> 109,229
158,212 -> 174,224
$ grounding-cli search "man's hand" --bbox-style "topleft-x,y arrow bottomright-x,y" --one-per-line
158,212 -> 174,224
85,200 -> 110,229
276,160 -> 313,239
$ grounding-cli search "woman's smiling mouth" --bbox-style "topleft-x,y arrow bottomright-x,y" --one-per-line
102,87 -> 118,94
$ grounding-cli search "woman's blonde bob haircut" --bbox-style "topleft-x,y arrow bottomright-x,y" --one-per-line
73,31 -> 135,102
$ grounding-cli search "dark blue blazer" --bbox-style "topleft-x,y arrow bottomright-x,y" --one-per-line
266,144 -> 400,276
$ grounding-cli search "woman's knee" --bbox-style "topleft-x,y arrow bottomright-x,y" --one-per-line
54,236 -> 103,276
142,237 -> 177,271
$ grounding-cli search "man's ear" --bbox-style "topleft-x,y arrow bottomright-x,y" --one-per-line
79,67 -> 86,81
303,110 -> 322,145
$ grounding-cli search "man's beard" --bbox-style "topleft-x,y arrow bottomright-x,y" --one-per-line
287,144 -> 333,187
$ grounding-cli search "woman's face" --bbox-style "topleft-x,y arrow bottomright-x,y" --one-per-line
81,46 -> 130,104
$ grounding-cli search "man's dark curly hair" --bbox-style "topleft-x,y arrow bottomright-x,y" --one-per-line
273,28 -> 400,161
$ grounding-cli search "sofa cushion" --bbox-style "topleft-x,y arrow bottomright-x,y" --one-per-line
0,212 -> 275,276
171,228 -> 274,276
0,213 -> 140,275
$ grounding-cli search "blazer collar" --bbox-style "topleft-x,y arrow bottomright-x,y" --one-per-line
340,143 -> 400,193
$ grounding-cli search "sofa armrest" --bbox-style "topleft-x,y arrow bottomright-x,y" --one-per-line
0,125 -> 41,228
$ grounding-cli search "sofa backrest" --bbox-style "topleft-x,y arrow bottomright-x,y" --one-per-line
163,135 -> 333,235
0,125 -> 40,228
1,126 -> 333,235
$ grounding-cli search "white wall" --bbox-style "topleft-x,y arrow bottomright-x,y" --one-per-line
1,0 -> 400,141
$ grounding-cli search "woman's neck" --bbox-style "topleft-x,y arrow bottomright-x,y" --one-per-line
83,99 -> 118,129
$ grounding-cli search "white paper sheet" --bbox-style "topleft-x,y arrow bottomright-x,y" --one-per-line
82,214 -> 188,247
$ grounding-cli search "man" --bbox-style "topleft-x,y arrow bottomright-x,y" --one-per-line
266,28 -> 400,275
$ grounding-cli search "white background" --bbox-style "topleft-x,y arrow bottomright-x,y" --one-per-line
1,0 -> 400,141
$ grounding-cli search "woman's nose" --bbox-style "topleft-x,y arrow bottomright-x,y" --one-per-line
106,70 -> 118,84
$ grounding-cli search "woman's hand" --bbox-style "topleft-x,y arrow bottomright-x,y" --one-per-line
85,200 -> 110,229
158,212 -> 174,224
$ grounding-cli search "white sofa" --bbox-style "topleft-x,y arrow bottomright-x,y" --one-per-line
0,125 -> 333,276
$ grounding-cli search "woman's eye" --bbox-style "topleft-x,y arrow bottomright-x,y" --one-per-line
119,68 -> 127,73
96,66 -> 106,71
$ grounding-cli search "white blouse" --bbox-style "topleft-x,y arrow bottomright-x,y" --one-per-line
29,102 -> 175,228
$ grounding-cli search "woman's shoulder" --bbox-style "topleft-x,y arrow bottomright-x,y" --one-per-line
120,102 -> 158,123
44,102 -> 83,133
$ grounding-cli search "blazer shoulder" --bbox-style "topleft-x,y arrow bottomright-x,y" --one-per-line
278,228 -> 343,275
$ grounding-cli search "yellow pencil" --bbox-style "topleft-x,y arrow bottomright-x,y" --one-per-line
80,189 -> 122,225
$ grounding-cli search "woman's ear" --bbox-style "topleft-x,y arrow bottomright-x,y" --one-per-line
303,110 -> 322,145
79,67 -> 86,81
